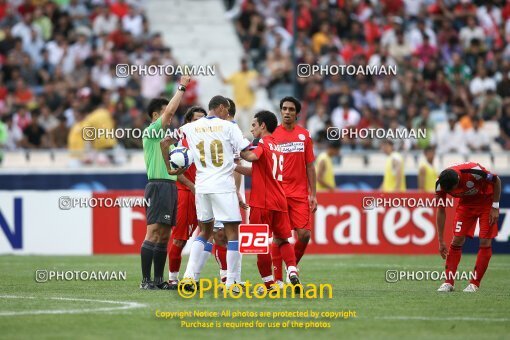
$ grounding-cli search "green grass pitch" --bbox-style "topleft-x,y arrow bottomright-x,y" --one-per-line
0,254 -> 509,339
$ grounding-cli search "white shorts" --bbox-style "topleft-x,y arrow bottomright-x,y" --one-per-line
196,192 -> 241,223
214,220 -> 224,230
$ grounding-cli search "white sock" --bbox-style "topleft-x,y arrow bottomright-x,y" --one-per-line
262,275 -> 274,283
287,266 -> 297,275
169,272 -> 179,281
194,242 -> 213,280
235,253 -> 243,282
226,241 -> 240,285
220,269 -> 227,282
183,237 -> 206,280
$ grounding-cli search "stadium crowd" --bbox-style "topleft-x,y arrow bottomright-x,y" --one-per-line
1,0 -> 509,165
228,0 -> 510,153
0,0 -> 199,163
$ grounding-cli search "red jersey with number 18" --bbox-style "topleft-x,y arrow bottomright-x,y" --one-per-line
272,125 -> 315,198
249,135 -> 287,212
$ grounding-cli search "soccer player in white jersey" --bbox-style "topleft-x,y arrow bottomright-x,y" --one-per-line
181,99 -> 248,284
180,95 -> 250,290
209,98 -> 248,284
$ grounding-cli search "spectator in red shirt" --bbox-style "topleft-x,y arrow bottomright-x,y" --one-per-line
110,0 -> 130,19
17,0 -> 35,16
428,71 -> 453,107
414,35 -> 438,64
0,0 -> 8,21
341,36 -> 366,63
14,79 -> 33,106
381,0 -> 404,16
454,0 -> 477,25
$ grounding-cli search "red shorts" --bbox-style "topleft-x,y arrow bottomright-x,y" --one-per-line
453,202 -> 498,239
250,207 -> 292,239
286,196 -> 311,230
171,190 -> 198,241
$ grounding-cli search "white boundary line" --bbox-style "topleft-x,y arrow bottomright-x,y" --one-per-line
328,263 -> 510,269
375,316 -> 510,322
0,295 -> 145,316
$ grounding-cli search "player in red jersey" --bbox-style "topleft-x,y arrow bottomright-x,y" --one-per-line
167,106 -> 206,289
435,162 -> 501,293
235,110 -> 301,290
271,96 -> 317,285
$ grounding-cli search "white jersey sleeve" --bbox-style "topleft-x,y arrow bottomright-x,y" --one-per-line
228,122 -> 250,154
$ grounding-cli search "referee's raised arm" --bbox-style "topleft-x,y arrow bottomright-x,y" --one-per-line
160,75 -> 191,127
138,74 -> 190,291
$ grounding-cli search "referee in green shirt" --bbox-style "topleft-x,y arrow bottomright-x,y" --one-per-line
140,75 -> 190,290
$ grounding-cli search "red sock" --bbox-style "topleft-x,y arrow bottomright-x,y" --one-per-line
271,243 -> 283,281
444,244 -> 463,285
214,244 -> 227,270
294,240 -> 308,264
257,253 -> 273,279
168,243 -> 183,274
470,246 -> 492,287
279,242 -> 297,268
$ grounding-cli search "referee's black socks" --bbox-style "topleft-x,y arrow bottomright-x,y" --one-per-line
141,240 -> 155,281
153,242 -> 168,284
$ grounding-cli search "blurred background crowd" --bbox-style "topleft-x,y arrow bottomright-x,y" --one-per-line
0,0 -> 199,160
225,0 -> 509,154
0,0 -> 509,165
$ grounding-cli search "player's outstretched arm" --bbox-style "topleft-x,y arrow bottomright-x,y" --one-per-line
240,149 -> 259,162
161,75 -> 191,128
490,176 -> 501,225
234,159 -> 245,181
306,162 -> 318,212
317,159 -> 334,190
215,63 -> 227,84
417,165 -> 425,191
234,164 -> 252,176
436,206 -> 448,259
393,158 -> 403,192
234,160 -> 249,209
177,174 -> 195,194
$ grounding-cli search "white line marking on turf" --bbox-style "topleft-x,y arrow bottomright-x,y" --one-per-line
375,316 -> 510,322
330,263 -> 510,269
0,295 -> 145,316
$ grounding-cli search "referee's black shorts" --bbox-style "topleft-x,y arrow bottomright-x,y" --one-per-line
144,179 -> 177,226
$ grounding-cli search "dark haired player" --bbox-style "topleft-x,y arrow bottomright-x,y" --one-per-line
182,98 -> 247,284
209,97 -> 248,284
435,162 -> 501,292
140,75 -> 190,289
235,110 -> 301,290
167,106 -> 206,289
180,95 -> 250,291
271,96 -> 316,285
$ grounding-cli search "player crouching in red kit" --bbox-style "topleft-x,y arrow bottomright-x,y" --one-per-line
435,162 -> 501,293
235,110 -> 301,292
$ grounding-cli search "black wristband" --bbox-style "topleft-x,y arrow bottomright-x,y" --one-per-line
178,84 -> 186,92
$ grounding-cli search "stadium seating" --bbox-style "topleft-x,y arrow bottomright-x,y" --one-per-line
340,153 -> 365,169
0,0 -> 510,181
2,152 -> 28,168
